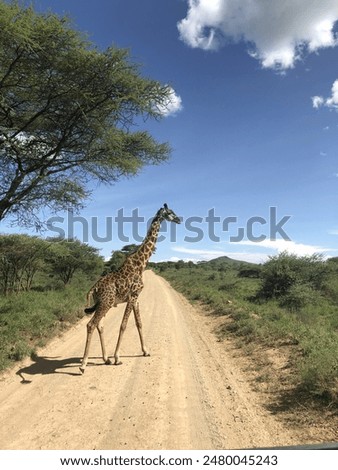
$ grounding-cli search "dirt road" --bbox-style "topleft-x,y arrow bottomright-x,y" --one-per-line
0,271 -> 303,450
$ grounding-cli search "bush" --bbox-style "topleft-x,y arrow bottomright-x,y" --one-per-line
300,331 -> 338,399
238,267 -> 262,278
279,283 -> 316,312
258,252 -> 329,301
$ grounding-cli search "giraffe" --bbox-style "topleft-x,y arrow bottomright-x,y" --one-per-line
79,203 -> 181,373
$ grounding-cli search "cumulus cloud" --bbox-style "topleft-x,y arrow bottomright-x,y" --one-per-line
172,247 -> 230,258
156,87 -> 183,117
312,79 -> 338,109
236,239 -> 335,257
178,0 -> 338,70
312,96 -> 325,108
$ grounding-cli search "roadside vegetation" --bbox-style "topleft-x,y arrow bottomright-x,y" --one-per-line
0,2 -> 172,373
0,234 -> 104,371
153,253 -> 338,405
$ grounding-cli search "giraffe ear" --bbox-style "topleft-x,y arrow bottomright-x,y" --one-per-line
163,203 -> 168,209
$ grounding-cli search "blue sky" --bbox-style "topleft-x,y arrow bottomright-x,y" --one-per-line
2,0 -> 338,263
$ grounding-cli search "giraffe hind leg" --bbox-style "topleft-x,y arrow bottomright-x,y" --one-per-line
79,305 -> 108,374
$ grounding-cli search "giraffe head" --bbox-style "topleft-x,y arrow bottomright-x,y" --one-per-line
157,203 -> 181,224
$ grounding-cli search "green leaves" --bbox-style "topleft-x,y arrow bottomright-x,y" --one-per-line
46,238 -> 104,285
0,234 -> 48,294
0,233 -> 104,292
258,252 -> 329,302
0,2 -> 172,226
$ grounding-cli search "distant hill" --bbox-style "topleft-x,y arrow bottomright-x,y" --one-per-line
151,255 -> 261,277
204,256 -> 257,268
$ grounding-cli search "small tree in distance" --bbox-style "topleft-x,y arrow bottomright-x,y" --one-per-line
0,234 -> 48,294
46,238 -> 104,286
104,244 -> 141,273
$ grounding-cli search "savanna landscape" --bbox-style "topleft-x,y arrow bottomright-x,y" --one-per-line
153,254 -> 338,433
0,235 -> 337,448
0,0 -> 338,454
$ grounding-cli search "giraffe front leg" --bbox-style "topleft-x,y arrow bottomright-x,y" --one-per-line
97,317 -> 112,366
133,302 -> 150,358
114,302 -> 133,365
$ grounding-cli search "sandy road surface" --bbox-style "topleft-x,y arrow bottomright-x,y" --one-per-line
0,271 -> 299,450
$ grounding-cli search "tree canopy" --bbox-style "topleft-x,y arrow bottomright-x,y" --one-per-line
104,244 -> 140,273
0,1 -> 172,227
0,234 -> 47,294
46,237 -> 103,285
0,234 -> 103,293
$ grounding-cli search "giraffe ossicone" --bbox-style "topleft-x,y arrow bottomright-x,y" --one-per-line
79,203 -> 181,374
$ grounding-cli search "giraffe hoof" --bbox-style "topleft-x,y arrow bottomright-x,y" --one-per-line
143,352 -> 150,357
114,360 -> 122,366
79,367 -> 85,374
105,358 -> 113,365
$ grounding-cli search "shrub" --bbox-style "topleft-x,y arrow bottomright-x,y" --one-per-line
258,252 -> 329,300
300,331 -> 338,400
279,283 -> 316,312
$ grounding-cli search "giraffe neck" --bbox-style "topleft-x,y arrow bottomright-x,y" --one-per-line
133,217 -> 161,271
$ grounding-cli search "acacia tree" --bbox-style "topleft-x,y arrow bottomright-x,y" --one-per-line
46,238 -> 103,285
104,244 -> 140,273
0,234 -> 48,294
0,2 -> 172,227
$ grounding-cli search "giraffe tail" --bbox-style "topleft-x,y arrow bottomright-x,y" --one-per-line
84,303 -> 98,314
84,286 -> 98,314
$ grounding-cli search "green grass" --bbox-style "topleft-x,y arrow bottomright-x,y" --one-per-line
158,264 -> 338,403
0,275 -> 92,371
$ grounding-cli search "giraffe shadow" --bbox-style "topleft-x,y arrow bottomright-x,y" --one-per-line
16,353 -> 150,383
16,354 -> 82,383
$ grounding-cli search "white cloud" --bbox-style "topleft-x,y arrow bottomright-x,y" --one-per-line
172,247 -> 229,258
312,96 -> 325,108
156,87 -> 183,117
178,0 -> 338,70
236,239 -> 336,257
171,240 -> 338,264
312,79 -> 338,110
